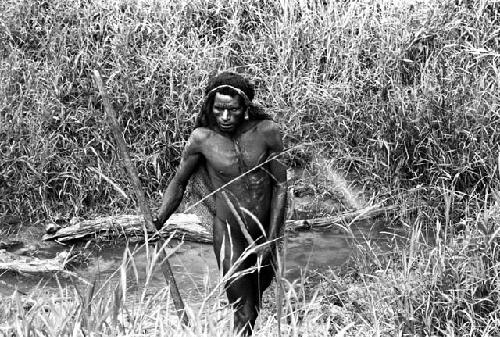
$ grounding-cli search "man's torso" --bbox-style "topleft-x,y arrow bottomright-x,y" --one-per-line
196,120 -> 274,237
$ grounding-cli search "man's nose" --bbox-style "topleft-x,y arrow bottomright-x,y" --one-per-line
222,109 -> 229,121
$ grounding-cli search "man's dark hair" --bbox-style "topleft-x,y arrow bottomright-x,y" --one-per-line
195,72 -> 272,128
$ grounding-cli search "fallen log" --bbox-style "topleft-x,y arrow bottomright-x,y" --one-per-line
42,213 -> 211,243
286,204 -> 399,231
43,204 -> 397,244
0,250 -> 69,274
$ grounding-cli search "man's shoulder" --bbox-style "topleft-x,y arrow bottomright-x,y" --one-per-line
184,127 -> 215,154
252,120 -> 283,150
190,127 -> 215,142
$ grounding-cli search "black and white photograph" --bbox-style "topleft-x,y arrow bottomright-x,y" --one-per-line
1,0 -> 499,335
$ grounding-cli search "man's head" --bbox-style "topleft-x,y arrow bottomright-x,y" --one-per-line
196,72 -> 271,131
211,91 -> 245,134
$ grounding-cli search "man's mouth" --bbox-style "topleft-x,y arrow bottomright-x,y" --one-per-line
219,123 -> 234,130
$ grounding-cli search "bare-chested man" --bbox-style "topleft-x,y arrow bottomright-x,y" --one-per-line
153,72 -> 287,334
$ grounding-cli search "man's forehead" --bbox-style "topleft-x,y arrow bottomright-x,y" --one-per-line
213,93 -> 241,106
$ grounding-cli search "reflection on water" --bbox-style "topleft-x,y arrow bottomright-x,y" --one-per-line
0,222 -> 400,303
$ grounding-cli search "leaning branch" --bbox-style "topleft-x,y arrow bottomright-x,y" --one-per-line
92,70 -> 188,326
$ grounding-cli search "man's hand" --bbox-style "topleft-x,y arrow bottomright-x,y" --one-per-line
153,216 -> 164,230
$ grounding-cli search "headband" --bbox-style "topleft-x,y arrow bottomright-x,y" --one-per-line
206,84 -> 251,106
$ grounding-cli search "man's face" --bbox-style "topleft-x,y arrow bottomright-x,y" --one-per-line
212,92 -> 245,134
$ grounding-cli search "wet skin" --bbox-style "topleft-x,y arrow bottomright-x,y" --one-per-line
156,93 -> 287,334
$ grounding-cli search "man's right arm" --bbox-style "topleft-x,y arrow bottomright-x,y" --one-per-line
154,129 -> 205,229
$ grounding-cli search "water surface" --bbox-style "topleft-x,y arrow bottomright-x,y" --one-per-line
0,220 -> 400,304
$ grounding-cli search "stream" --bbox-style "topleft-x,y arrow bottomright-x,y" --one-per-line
0,220 -> 400,305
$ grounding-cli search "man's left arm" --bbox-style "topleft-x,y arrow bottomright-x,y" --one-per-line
265,122 -> 288,242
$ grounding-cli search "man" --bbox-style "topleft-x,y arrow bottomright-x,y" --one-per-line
153,72 -> 287,334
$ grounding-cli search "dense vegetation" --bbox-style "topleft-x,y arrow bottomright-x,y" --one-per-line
1,0 -> 499,335
2,0 -> 498,222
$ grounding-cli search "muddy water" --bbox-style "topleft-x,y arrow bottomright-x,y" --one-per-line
0,221 -> 398,304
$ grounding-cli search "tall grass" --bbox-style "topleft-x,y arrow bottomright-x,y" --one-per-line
342,196 -> 500,336
1,0 -> 498,223
0,239 -> 341,336
2,201 -> 499,336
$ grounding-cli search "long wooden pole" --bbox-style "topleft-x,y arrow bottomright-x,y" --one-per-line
91,70 -> 189,326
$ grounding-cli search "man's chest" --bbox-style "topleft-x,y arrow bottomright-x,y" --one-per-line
201,131 -> 268,177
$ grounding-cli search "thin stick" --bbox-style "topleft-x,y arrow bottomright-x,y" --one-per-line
275,243 -> 283,336
87,166 -> 129,200
91,70 -> 189,326
221,191 -> 255,245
